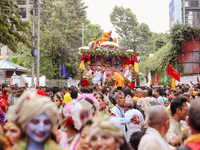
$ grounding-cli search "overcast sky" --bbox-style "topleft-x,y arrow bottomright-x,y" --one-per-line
82,0 -> 171,37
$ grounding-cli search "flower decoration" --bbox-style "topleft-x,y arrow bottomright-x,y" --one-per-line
123,77 -> 131,86
78,68 -> 84,80
105,78 -> 115,87
80,49 -> 139,57
131,69 -> 137,83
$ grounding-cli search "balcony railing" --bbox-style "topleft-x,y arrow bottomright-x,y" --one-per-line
17,0 -> 27,5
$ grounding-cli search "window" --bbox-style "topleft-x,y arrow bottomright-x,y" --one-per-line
18,10 -> 27,18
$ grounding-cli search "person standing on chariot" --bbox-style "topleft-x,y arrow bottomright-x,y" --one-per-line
124,64 -> 135,88
92,66 -> 102,86
124,65 -> 133,81
101,68 -> 107,86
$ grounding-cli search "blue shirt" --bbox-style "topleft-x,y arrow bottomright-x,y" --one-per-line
157,96 -> 164,106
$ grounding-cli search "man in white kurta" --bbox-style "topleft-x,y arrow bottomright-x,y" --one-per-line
138,105 -> 171,150
92,67 -> 101,86
124,65 -> 132,81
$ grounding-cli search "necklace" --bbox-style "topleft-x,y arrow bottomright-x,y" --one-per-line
67,136 -> 74,143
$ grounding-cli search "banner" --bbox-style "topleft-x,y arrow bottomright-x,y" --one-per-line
167,64 -> 181,82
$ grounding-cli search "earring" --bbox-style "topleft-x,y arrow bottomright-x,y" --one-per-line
61,126 -> 67,131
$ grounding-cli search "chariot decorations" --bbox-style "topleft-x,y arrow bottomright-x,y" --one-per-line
78,31 -> 139,88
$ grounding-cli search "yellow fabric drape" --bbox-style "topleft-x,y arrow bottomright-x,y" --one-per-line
79,61 -> 85,70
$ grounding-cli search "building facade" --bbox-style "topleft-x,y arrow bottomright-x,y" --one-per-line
17,0 -> 32,21
169,0 -> 200,28
0,0 -> 33,60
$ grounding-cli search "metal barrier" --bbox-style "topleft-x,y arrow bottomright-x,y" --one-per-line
46,79 -> 80,87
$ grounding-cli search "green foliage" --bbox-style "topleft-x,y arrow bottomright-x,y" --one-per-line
0,0 -> 31,52
9,42 -> 32,74
139,43 -> 172,73
84,20 -> 104,45
10,0 -> 104,79
148,32 -> 169,54
139,23 -> 200,85
110,6 -> 151,55
155,36 -> 167,51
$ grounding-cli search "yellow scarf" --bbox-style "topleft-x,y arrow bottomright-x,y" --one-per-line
186,133 -> 200,144
11,137 -> 67,150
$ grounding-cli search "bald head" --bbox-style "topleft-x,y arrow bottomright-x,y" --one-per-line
141,90 -> 148,98
98,87 -> 103,92
188,98 -> 200,132
135,88 -> 142,98
148,105 -> 169,127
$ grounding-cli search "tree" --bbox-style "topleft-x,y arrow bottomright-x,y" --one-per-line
0,0 -> 31,52
110,6 -> 151,55
11,0 -> 104,79
84,20 -> 104,45
38,0 -> 104,79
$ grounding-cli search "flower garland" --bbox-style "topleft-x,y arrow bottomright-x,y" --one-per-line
88,76 -> 94,86
123,77 -> 131,86
131,69 -> 137,83
80,49 -> 139,57
105,78 -> 115,87
78,68 -> 84,80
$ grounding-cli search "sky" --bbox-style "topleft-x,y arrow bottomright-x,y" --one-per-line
82,0 -> 171,37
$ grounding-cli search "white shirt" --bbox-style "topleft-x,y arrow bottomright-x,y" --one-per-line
111,105 -> 131,138
92,71 -> 101,85
124,69 -> 132,81
138,127 -> 170,150
165,118 -> 183,143
125,109 -> 145,142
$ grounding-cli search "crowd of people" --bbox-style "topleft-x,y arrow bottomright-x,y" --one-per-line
0,81 -> 200,150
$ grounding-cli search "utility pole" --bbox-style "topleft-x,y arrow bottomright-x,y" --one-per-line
36,0 -> 41,87
31,0 -> 36,88
78,23 -> 87,47
183,0 -> 185,24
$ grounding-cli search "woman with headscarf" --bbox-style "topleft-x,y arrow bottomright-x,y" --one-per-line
58,94 -> 99,150
6,89 -> 66,150
88,113 -> 129,150
58,101 -> 80,150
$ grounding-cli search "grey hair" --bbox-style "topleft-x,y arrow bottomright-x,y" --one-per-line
148,105 -> 169,127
